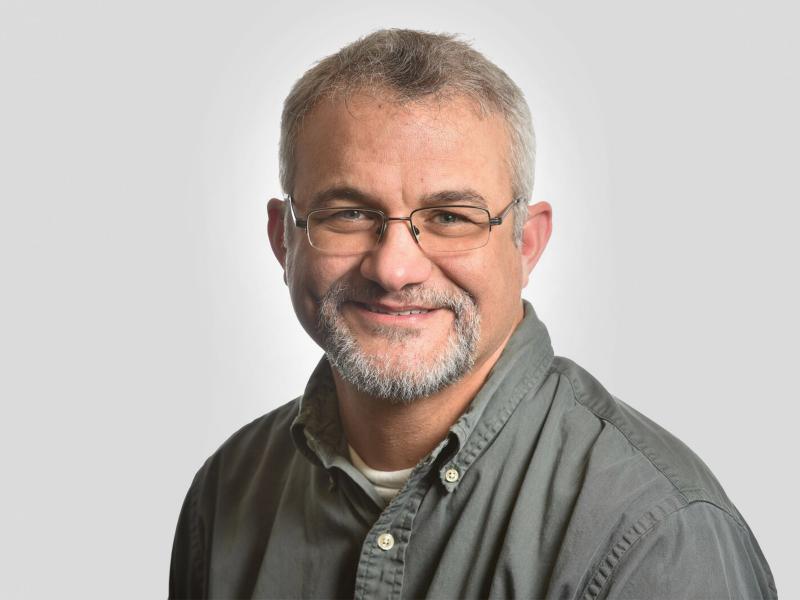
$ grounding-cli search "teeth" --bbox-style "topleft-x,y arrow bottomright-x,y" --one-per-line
363,305 -> 430,316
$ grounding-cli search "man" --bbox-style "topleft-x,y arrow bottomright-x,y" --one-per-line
170,29 -> 776,599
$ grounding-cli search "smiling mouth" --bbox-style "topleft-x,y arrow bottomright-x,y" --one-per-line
356,302 -> 435,317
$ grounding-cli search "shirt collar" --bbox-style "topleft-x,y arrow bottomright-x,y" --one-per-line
290,300 -> 554,485
290,357 -> 345,469
436,300 -> 554,491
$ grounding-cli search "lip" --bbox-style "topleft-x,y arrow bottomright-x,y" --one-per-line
347,301 -> 443,324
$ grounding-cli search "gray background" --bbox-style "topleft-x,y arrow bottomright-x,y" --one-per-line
1,0 -> 796,597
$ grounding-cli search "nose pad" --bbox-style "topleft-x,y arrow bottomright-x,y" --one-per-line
376,218 -> 421,246
406,221 -> 422,245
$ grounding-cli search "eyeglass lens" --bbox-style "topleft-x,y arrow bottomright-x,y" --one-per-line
306,206 -> 492,253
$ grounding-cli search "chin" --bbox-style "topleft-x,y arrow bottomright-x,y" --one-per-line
323,308 -> 480,405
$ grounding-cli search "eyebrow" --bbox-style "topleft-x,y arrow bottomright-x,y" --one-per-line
309,187 -> 379,209
308,186 -> 488,210
418,189 -> 488,208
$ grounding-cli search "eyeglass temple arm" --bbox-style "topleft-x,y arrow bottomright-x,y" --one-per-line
285,195 -> 308,229
489,198 -> 524,226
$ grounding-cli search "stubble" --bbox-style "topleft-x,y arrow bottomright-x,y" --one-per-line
317,281 -> 481,404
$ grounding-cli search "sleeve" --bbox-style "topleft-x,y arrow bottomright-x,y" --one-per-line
168,478 -> 208,599
596,501 -> 777,600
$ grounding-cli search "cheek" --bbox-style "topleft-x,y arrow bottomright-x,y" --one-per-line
435,245 -> 520,302
286,248 -> 360,305
285,251 -> 361,346
436,248 -> 522,340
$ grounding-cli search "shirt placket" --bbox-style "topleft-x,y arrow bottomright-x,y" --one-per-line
352,447 -> 448,600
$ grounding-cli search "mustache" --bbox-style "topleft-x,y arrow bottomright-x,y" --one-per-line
317,281 -> 477,313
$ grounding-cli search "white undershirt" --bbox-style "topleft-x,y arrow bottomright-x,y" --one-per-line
348,445 -> 414,504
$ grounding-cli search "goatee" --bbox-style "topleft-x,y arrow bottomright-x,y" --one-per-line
317,281 -> 480,404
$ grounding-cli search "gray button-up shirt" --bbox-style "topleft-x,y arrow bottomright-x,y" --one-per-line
169,302 -> 777,599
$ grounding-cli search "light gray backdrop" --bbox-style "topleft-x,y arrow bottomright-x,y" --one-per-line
1,0 -> 796,597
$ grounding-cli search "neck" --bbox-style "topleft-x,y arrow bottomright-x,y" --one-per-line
334,324 -> 517,471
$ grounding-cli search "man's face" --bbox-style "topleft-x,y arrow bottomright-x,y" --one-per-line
273,93 -> 539,402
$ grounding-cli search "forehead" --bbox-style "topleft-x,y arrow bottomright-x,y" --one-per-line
292,92 -> 513,207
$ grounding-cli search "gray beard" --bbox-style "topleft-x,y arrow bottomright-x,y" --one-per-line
317,281 -> 481,405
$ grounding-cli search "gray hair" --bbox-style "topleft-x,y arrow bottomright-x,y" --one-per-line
279,28 -> 535,242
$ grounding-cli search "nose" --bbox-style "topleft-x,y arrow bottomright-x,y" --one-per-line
359,218 -> 433,292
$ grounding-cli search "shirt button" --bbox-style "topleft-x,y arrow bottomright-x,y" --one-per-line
444,468 -> 460,483
377,532 -> 395,551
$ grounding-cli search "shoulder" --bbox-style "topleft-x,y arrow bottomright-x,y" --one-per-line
589,499 -> 778,599
189,397 -> 302,495
543,357 -> 776,598
169,399 -> 306,598
549,355 -> 737,517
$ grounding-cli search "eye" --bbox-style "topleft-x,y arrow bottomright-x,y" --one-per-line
432,211 -> 468,224
311,208 -> 381,233
332,209 -> 367,221
423,208 -> 483,225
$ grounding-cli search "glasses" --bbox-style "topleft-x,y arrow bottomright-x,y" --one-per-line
287,196 -> 522,254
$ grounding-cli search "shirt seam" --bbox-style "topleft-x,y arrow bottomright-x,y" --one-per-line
580,499 -> 766,600
580,497 -> 687,599
554,362 -> 744,526
187,479 -> 206,597
450,343 -> 554,478
355,539 -> 376,600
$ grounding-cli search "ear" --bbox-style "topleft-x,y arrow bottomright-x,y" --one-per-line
520,201 -> 552,288
267,197 -> 288,274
